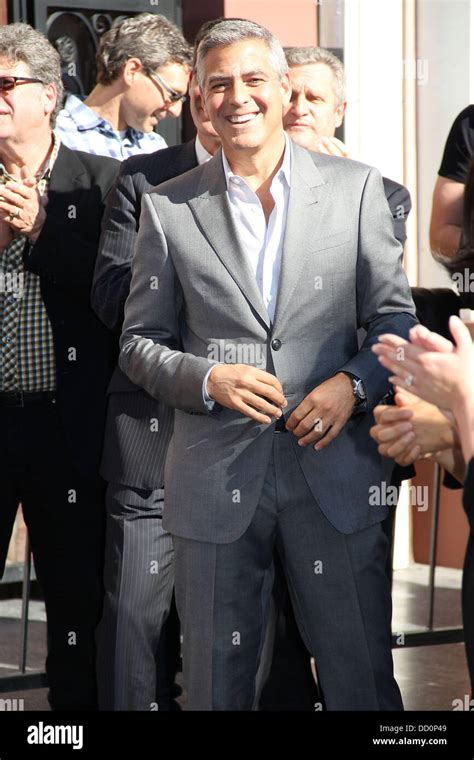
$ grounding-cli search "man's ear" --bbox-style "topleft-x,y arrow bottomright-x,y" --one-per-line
199,83 -> 211,119
280,72 -> 291,107
43,83 -> 57,119
122,58 -> 144,86
335,100 -> 347,129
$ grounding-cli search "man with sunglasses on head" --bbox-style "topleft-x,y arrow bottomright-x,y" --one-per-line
55,13 -> 191,160
0,24 -> 120,709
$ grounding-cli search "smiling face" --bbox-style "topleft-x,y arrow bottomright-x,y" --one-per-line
200,39 -> 290,157
283,62 -> 346,148
0,58 -> 56,145
121,61 -> 189,132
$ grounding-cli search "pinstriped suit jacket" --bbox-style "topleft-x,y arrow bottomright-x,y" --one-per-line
119,141 -> 418,540
91,140 -> 197,489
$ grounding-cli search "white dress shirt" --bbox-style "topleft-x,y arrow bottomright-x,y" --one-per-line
221,134 -> 291,323
203,135 -> 291,405
195,135 -> 213,165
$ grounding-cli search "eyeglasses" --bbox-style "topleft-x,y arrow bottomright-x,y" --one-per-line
148,71 -> 187,104
0,76 -> 45,93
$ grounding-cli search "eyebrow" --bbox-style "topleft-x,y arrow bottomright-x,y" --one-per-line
292,85 -> 324,98
207,69 -> 270,84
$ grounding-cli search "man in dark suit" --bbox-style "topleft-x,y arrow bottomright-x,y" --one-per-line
91,73 -> 220,711
0,24 -> 119,709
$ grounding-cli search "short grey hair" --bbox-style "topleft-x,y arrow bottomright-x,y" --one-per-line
285,46 -> 346,105
96,12 -> 192,85
195,19 -> 288,89
0,23 -> 63,124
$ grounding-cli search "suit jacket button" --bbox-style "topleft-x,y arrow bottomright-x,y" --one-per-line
271,338 -> 282,351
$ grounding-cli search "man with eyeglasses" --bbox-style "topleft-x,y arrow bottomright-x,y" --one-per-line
0,23 -> 120,709
55,13 -> 191,160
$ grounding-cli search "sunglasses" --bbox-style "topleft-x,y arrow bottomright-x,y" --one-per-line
148,71 -> 187,104
0,76 -> 45,92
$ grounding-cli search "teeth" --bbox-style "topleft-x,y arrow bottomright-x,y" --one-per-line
228,113 -> 257,124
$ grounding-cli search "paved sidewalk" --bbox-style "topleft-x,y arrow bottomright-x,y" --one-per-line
0,565 -> 470,711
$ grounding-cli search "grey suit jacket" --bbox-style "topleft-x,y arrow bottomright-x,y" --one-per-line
119,141 -> 417,539
92,140 -> 198,488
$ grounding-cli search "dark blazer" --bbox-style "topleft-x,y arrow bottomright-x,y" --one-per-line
91,139 -> 198,489
24,143 -> 120,478
380,178 -> 414,483
382,177 -> 411,246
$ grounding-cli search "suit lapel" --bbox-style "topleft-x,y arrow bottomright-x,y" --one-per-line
272,142 -> 327,331
49,143 -> 88,193
188,150 -> 271,330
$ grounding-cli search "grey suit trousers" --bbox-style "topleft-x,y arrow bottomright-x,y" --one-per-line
96,484 -> 174,710
173,432 -> 403,711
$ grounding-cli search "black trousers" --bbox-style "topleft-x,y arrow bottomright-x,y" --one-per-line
0,400 -> 105,710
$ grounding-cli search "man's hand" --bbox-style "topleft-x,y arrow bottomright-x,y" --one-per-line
370,388 -> 458,467
207,364 -> 287,424
286,372 -> 355,450
0,167 -> 48,243
313,136 -> 349,158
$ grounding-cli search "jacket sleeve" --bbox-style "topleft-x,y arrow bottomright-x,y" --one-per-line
384,180 -> 412,247
91,163 -> 141,332
338,167 -> 418,411
119,193 -> 217,413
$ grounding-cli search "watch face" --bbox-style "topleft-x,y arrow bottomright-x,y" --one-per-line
353,378 -> 366,400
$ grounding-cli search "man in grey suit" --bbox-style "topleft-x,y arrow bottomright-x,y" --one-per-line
120,20 -> 417,711
91,77 -> 220,710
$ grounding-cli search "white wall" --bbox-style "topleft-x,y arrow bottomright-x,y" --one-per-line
344,0 -> 405,184
416,0 -> 471,287
344,0 -> 472,287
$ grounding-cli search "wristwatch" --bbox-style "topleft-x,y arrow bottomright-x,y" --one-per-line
340,372 -> 367,408
351,376 -> 367,406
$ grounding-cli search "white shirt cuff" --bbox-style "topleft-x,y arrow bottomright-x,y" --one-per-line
202,365 -> 217,410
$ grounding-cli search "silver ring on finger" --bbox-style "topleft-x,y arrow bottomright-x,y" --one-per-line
404,373 -> 414,388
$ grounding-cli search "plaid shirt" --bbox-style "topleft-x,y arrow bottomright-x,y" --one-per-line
55,94 -> 168,160
0,134 -> 61,392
